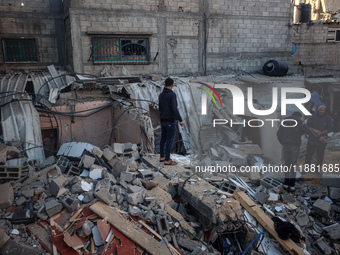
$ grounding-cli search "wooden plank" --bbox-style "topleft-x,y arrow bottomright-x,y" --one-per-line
233,191 -> 305,255
90,202 -> 172,255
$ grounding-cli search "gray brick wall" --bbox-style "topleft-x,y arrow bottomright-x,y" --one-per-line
291,23 -> 340,77
0,0 -> 64,70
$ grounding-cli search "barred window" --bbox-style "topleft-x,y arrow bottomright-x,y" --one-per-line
3,39 -> 37,62
92,37 -> 149,64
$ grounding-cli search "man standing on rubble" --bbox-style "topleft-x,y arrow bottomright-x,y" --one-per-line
159,78 -> 184,166
277,112 -> 305,191
305,104 -> 333,170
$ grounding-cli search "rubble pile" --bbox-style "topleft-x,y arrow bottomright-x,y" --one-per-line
1,136 -> 340,254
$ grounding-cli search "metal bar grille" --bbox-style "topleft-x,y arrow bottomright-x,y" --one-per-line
3,39 -> 37,62
92,37 -> 149,63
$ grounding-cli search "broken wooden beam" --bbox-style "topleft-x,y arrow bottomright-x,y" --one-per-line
90,201 -> 173,255
233,191 -> 305,255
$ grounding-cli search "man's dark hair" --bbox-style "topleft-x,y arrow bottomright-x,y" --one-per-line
165,78 -> 174,87
292,112 -> 302,118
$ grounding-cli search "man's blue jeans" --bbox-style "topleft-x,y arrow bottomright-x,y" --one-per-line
160,122 -> 176,161
283,145 -> 299,187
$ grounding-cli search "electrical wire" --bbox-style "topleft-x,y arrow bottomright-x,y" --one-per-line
241,232 -> 265,255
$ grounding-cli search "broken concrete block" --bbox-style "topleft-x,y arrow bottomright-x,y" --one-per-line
138,169 -> 154,180
313,199 -> 332,218
94,180 -> 116,206
112,143 -> 124,155
233,143 -> 263,156
0,143 -> 8,164
296,212 -> 309,227
254,186 -> 269,204
15,197 -> 26,206
128,205 -> 142,216
6,146 -> 20,158
42,156 -> 57,167
126,158 -> 138,171
178,237 -> 201,252
220,145 -> 248,166
131,151 -> 140,160
89,165 -> 105,180
45,200 -> 63,217
103,147 -> 116,161
322,173 -> 340,188
77,220 -> 94,237
0,229 -> 9,248
127,192 -> 144,205
50,176 -> 68,197
92,147 -> 103,158
323,223 -> 340,240
22,189 -> 34,198
112,161 -> 128,177
260,176 -> 283,191
62,196 -> 79,212
144,210 -> 155,223
79,154 -> 95,169
124,142 -> 138,152
327,186 -> 340,200
37,206 -> 48,220
67,165 -> 82,176
281,193 -> 295,203
313,237 -> 332,255
0,183 -> 14,209
56,156 -> 70,173
120,171 -> 138,183
127,185 -> 144,194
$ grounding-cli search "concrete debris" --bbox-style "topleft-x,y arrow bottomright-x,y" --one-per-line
313,199 -> 332,218
254,185 -> 269,204
0,183 -> 14,209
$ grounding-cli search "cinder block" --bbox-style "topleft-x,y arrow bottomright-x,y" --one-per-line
79,154 -> 95,169
313,199 -> 332,218
120,172 -> 138,183
45,200 -> 63,217
56,156 -> 70,173
62,196 -> 79,212
94,179 -> 116,206
323,223 -> 340,240
260,176 -> 282,190
50,176 -> 68,197
0,183 -> 14,209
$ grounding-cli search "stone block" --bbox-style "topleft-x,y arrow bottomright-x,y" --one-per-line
120,172 -> 138,183
127,192 -> 144,205
89,165 -> 105,180
124,142 -> 137,152
0,183 -> 14,209
67,165 -> 82,176
151,74 -> 162,81
112,161 -> 128,177
220,146 -> 247,166
327,186 -> 340,200
50,176 -> 68,197
138,169 -> 154,180
77,220 -> 94,237
254,185 -> 269,204
313,199 -> 332,218
22,189 -> 34,198
112,143 -> 124,155
126,158 -> 138,171
45,200 -> 63,217
322,173 -> 340,188
42,156 -> 57,167
233,143 -> 264,156
94,179 -> 116,206
102,147 -> 116,161
79,154 -> 95,169
92,148 -> 103,158
323,223 -> 340,240
128,205 -> 142,216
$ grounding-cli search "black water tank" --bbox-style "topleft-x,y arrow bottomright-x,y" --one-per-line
262,60 -> 288,77
297,3 -> 311,23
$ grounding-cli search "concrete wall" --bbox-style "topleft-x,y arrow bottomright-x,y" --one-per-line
291,23 -> 340,77
0,0 -> 65,70
65,0 -> 294,76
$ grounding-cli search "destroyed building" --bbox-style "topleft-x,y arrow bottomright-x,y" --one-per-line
1,0 -> 340,255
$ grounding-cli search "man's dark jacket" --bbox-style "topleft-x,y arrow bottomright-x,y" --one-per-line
307,110 -> 333,146
277,115 -> 304,147
159,87 -> 182,123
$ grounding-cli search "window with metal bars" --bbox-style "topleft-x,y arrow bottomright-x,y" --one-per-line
3,39 -> 38,62
92,37 -> 149,64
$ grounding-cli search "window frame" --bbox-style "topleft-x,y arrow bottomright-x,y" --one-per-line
2,38 -> 38,63
91,36 -> 150,64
